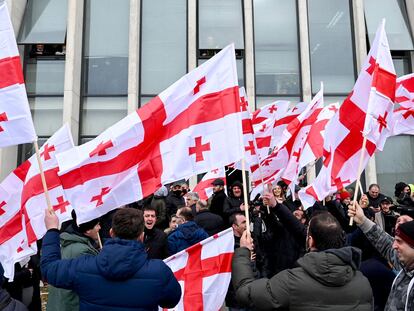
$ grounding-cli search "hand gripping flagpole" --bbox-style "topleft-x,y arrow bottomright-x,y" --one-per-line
33,138 -> 53,213
349,136 -> 367,226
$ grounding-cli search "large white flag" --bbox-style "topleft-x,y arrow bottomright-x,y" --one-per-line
161,228 -> 234,311
0,3 -> 36,147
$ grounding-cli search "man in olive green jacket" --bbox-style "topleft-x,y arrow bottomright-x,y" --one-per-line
46,213 -> 100,311
232,193 -> 373,310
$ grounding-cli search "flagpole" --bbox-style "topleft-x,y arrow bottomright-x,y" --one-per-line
349,136 -> 367,226
97,232 -> 103,249
240,157 -> 251,234
33,139 -> 53,212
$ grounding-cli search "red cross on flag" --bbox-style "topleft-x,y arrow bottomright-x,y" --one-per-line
0,3 -> 36,147
161,228 -> 234,311
362,20 -> 396,151
299,21 -> 396,209
56,44 -> 244,224
192,167 -> 226,201
281,86 -> 325,195
21,125 -> 74,245
390,73 -> 414,136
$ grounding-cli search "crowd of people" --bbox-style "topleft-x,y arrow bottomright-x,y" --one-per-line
1,178 -> 414,310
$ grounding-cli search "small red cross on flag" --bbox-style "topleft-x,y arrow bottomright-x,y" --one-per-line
91,187 -> 111,207
52,196 -> 70,213
193,76 -> 206,95
244,140 -> 256,155
0,201 -> 6,216
189,136 -> 211,162
268,105 -> 277,113
0,112 -> 8,132
376,111 -> 388,133
40,144 -> 56,161
89,140 -> 114,157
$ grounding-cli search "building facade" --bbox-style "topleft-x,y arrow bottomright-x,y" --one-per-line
3,0 -> 414,197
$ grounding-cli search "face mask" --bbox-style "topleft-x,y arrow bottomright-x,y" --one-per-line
173,190 -> 182,196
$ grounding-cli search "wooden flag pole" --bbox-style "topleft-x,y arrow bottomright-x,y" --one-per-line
241,157 -> 251,235
97,233 -> 103,249
349,136 -> 367,226
34,139 -> 53,213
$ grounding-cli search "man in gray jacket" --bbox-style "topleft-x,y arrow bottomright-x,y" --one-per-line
349,201 -> 414,311
231,193 -> 373,310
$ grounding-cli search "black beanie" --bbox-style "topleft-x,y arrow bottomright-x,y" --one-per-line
396,220 -> 414,249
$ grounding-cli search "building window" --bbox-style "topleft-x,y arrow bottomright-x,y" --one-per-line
308,0 -> 356,95
198,0 -> 245,86
80,0 -> 129,142
17,0 -> 67,161
140,0 -> 187,106
253,0 -> 301,108
364,0 -> 414,51
392,51 -> 412,77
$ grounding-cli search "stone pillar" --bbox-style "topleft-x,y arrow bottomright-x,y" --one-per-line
243,0 -> 255,110
128,0 -> 140,112
62,0 -> 84,145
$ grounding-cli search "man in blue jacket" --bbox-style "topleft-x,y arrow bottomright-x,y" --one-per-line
41,207 -> 181,311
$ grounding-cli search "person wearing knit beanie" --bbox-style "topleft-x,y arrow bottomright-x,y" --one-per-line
394,220 -> 414,270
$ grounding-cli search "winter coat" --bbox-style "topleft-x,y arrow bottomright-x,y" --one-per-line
167,221 -> 209,255
365,192 -> 386,208
359,218 -> 414,311
232,246 -> 373,310
223,196 -> 244,219
194,210 -> 224,236
47,227 -> 99,311
165,193 -> 185,217
0,290 -> 27,311
144,227 -> 168,259
41,229 -> 181,311
209,189 -> 227,220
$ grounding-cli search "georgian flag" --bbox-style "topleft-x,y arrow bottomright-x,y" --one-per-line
192,168 -> 226,201
390,73 -> 414,136
161,228 -> 234,311
299,21 -> 396,209
56,45 -> 244,224
0,3 -> 36,147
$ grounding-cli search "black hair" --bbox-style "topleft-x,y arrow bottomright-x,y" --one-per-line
177,207 -> 194,221
308,211 -> 346,251
229,212 -> 244,225
111,208 -> 144,240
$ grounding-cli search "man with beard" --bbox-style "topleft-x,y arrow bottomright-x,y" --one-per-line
209,178 -> 228,220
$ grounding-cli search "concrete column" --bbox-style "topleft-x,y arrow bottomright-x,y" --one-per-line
62,0 -> 84,145
405,0 -> 414,72
128,0 -> 140,112
6,0 -> 26,35
0,0 -> 26,179
297,0 -> 315,183
243,0 -> 255,110
352,0 -> 377,187
188,0 -> 197,72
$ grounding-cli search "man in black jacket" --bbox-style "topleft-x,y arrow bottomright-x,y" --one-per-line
194,200 -> 224,236
232,193 -> 373,310
209,179 -> 228,220
223,181 -> 245,220
143,206 -> 169,259
166,182 -> 185,217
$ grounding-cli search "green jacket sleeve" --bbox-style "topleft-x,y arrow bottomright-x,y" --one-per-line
232,247 -> 290,310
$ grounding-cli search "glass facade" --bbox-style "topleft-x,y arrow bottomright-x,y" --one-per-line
81,0 -> 129,139
308,0 -> 356,94
140,0 -> 187,104
10,0 -> 414,188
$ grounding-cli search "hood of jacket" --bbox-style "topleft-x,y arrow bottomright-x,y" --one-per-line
96,238 -> 147,281
175,221 -> 206,244
297,246 -> 362,287
60,230 -> 92,248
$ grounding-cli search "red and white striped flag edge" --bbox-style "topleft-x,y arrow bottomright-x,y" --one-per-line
161,228 -> 234,311
192,167 -> 226,201
0,3 -> 36,147
56,44 -> 243,224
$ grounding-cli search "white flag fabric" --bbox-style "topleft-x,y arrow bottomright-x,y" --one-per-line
56,44 -> 243,224
299,21 -> 396,209
0,3 -> 36,147
192,168 -> 226,201
161,228 -> 234,311
391,73 -> 414,136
